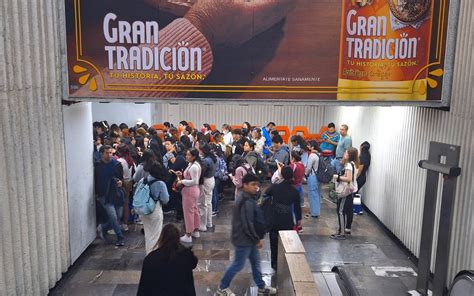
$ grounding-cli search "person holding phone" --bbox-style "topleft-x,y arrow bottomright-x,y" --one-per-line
175,148 -> 202,244
266,135 -> 290,174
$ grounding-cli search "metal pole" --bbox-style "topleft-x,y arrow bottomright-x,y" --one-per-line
416,149 -> 441,295
416,142 -> 461,296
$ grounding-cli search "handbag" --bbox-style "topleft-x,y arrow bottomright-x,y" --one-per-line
335,162 -> 357,198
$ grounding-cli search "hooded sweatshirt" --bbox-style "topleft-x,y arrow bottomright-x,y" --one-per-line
231,191 -> 261,247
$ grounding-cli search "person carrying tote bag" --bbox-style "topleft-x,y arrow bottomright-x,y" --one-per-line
331,147 -> 359,240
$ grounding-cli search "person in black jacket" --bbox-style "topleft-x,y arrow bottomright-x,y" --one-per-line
137,223 -> 198,296
265,166 -> 302,270
95,145 -> 125,247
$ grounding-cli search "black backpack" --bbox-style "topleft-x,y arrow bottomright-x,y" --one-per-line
315,155 -> 336,183
255,155 -> 269,177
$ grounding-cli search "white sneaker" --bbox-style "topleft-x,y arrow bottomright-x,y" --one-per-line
122,224 -> 129,232
198,226 -> 207,232
192,231 -> 200,238
215,287 -> 235,296
180,234 -> 192,243
107,229 -> 116,235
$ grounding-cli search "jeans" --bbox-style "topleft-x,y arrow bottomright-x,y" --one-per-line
331,158 -> 344,174
220,245 -> 266,289
336,197 -> 346,234
307,174 -> 320,216
295,184 -> 304,206
212,177 -> 222,212
99,197 -> 124,241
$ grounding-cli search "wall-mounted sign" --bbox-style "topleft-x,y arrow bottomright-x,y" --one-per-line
65,0 -> 455,106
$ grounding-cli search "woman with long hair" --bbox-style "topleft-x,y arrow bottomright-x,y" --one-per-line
140,162 -> 170,255
242,121 -> 252,138
175,148 -> 202,243
356,141 -> 371,192
290,135 -> 309,166
116,144 -> 136,230
137,224 -> 198,296
133,149 -> 156,183
197,142 -> 217,231
331,147 -> 359,240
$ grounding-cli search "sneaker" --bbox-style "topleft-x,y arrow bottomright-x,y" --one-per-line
297,225 -> 303,233
107,229 -> 116,235
180,234 -> 192,244
344,228 -> 352,235
258,286 -> 277,295
192,230 -> 200,238
96,225 -> 104,240
214,287 -> 235,296
212,211 -> 219,217
330,233 -> 346,240
163,209 -> 175,215
115,240 -> 125,247
122,224 -> 129,232
198,226 -> 207,232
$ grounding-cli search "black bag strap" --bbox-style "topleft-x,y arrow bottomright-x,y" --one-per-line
350,162 -> 355,183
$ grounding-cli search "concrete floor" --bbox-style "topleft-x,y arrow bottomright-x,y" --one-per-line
50,187 -> 418,296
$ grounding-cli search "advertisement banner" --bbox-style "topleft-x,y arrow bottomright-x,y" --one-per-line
65,0 -> 454,105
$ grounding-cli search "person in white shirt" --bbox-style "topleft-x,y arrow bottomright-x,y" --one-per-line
251,128 -> 266,156
222,124 -> 233,146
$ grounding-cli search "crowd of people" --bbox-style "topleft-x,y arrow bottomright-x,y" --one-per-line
93,119 -> 371,296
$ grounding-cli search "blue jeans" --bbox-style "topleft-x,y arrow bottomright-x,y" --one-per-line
99,197 -> 124,241
307,174 -> 320,216
295,184 -> 304,206
220,245 -> 265,289
331,158 -> 344,174
212,178 -> 221,212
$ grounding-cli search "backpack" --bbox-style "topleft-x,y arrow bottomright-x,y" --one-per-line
255,155 -> 269,177
315,155 -> 336,183
228,154 -> 243,175
133,178 -> 159,215
214,157 -> 228,181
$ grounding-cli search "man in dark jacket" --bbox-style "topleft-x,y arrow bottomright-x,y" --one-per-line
94,145 -> 125,246
215,174 -> 277,296
266,135 -> 290,173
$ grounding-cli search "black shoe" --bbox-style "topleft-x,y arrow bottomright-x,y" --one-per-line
330,233 -> 346,240
115,240 -> 125,247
